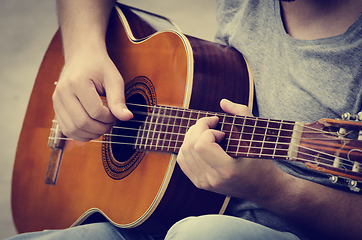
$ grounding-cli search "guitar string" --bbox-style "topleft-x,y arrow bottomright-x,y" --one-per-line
50,106 -> 354,149
106,102 -> 359,139
50,115 -> 349,148
49,109 -> 354,152
49,105 -> 359,164
48,130 -> 358,170
49,105 -> 361,169
47,135 -> 357,172
48,131 -> 356,167
50,117 -> 345,142
123,104 -> 349,139
111,126 -> 358,168
52,103 -> 347,138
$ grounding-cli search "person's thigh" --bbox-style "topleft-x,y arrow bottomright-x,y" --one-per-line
165,215 -> 300,240
5,222 -> 160,240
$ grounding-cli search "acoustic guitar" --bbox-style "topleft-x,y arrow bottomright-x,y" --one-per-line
11,3 -> 251,236
12,3 -> 362,237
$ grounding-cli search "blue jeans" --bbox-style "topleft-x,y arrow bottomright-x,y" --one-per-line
7,215 -> 300,240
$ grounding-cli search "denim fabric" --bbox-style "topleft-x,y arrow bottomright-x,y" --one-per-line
6,216 -> 300,240
5,222 -> 161,240
165,215 -> 300,240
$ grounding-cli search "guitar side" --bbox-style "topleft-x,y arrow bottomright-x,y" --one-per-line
11,3 -> 252,236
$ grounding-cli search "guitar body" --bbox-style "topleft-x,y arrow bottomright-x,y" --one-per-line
12,4 -> 252,236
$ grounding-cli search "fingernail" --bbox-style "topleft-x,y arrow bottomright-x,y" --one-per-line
223,99 -> 232,105
122,108 -> 133,117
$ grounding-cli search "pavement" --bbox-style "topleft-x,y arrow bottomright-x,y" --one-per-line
0,0 -> 216,238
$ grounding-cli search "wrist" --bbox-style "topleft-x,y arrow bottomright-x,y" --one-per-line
62,37 -> 108,63
248,164 -> 305,211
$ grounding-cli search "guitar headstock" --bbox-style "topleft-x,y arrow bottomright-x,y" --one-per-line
319,112 -> 362,140
298,112 -> 362,192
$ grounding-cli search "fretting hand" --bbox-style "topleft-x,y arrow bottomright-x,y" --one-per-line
177,99 -> 294,200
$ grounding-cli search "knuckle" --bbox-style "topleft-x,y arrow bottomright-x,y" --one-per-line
208,177 -> 222,190
60,126 -> 76,139
67,74 -> 82,87
218,167 -> 237,183
87,107 -> 104,121
193,140 -> 207,154
74,117 -> 90,131
198,180 -> 212,191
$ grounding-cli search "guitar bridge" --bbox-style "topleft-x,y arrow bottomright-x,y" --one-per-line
45,119 -> 65,185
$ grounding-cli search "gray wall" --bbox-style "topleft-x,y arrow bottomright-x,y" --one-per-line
0,0 -> 216,238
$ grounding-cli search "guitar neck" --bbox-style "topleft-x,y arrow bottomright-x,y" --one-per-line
134,105 -> 298,161
134,104 -> 362,184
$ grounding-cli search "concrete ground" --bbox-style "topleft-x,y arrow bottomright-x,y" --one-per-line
0,0 -> 216,238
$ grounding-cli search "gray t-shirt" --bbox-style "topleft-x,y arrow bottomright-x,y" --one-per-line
214,0 -> 362,239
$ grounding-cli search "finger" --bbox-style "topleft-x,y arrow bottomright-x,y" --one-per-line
53,87 -> 113,140
53,96 -> 101,142
75,79 -> 117,124
194,129 -> 228,165
220,99 -> 253,117
176,149 -> 201,187
177,124 -> 205,180
177,117 -> 221,188
197,116 -> 220,130
193,129 -> 236,192
103,67 -> 133,121
178,129 -> 227,191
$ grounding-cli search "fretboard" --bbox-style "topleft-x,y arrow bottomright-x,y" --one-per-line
134,105 -> 296,160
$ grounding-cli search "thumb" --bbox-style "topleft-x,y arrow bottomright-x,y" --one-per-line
104,71 -> 133,121
220,99 -> 253,117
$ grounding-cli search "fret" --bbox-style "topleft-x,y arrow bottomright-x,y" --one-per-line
165,107 -> 177,152
226,115 -> 236,153
149,107 -> 157,150
173,108 -> 186,152
221,117 -> 294,159
155,106 -> 167,151
246,118 -> 258,157
234,117 -> 253,157
259,119 -> 270,158
235,116 -> 246,157
271,121 -> 282,158
217,113 -> 227,132
276,120 -> 294,158
148,106 -> 172,152
136,106 -> 295,160
185,109 -> 199,132
150,107 -> 160,151
145,106 -> 157,151
221,114 -> 240,156
136,112 -> 149,150
250,118 -> 269,157
197,110 -> 207,119
161,106 -> 171,151
261,120 -> 281,158
168,107 -> 180,152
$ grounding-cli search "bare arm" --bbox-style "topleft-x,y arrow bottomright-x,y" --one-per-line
178,99 -> 362,240
56,0 -> 115,61
53,0 -> 133,142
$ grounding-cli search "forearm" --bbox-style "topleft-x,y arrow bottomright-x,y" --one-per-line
255,173 -> 362,239
56,0 -> 116,61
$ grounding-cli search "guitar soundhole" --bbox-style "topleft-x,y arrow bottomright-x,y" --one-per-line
111,94 -> 147,162
102,76 -> 156,180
